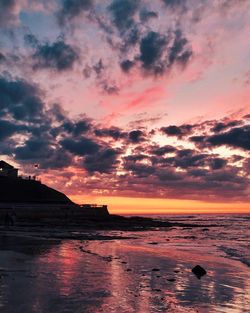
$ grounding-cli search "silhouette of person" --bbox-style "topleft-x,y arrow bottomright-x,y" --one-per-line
4,213 -> 10,226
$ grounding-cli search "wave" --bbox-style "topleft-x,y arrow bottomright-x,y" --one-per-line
219,245 -> 250,267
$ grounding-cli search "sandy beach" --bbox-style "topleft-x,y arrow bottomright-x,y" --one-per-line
0,215 -> 249,313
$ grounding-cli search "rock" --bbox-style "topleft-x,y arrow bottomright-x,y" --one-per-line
192,265 -> 207,279
148,242 -> 158,245
184,236 -> 196,240
126,268 -> 132,272
167,278 -> 176,282
152,268 -> 160,272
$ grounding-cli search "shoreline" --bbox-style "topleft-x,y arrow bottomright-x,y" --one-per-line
0,214 -> 219,241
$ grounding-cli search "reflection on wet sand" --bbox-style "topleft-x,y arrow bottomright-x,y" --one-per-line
0,233 -> 249,313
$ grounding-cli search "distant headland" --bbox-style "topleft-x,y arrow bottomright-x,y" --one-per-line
0,160 -> 109,224
0,160 -> 198,234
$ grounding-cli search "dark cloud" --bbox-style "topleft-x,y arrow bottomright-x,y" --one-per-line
108,0 -> 139,33
0,120 -> 25,140
119,145 -> 249,200
106,1 -> 142,56
161,124 -> 193,137
209,158 -> 227,170
84,147 -> 121,173
94,127 -> 126,140
120,59 -> 135,72
60,137 -> 100,156
211,120 -> 242,133
161,0 -> 186,9
139,31 -> 167,74
148,147 -> 228,173
0,75 -> 124,173
168,29 -> 192,67
123,154 -> 148,162
174,150 -> 207,169
149,145 -> 176,156
57,0 -> 93,25
0,76 -> 44,121
24,33 -> 39,48
135,29 -> 192,75
128,130 -> 145,143
139,8 -> 158,22
189,135 -> 206,144
25,35 -> 79,71
124,161 -> 155,178
62,120 -> 91,136
0,75 -> 92,169
121,26 -> 140,50
156,168 -> 182,181
33,40 -> 78,71
15,138 -> 72,169
208,125 -> 250,151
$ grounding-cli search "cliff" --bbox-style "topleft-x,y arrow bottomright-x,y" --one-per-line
0,176 -> 73,204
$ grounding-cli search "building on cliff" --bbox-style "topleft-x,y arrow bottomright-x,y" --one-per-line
0,161 -> 109,224
0,160 -> 18,178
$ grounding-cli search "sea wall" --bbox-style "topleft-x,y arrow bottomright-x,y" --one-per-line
0,203 -> 109,223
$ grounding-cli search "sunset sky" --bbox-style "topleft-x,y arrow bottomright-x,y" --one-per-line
0,0 -> 249,213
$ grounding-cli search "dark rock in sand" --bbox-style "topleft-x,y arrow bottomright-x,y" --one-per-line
152,268 -> 160,272
153,289 -> 162,292
192,265 -> 207,279
167,278 -> 176,282
148,242 -> 158,245
183,235 -> 196,240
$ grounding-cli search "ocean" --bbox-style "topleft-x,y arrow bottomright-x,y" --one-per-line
142,213 -> 250,267
0,213 -> 249,313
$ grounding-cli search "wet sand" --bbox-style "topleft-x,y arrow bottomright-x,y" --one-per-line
0,227 -> 249,313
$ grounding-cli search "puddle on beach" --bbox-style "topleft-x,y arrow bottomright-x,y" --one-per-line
0,232 -> 249,313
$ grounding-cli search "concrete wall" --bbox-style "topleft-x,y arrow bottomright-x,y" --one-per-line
0,203 -> 109,223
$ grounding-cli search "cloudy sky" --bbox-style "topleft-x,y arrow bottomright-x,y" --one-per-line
0,0 -> 249,213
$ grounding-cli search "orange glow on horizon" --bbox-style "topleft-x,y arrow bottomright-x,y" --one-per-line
69,195 -> 250,215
